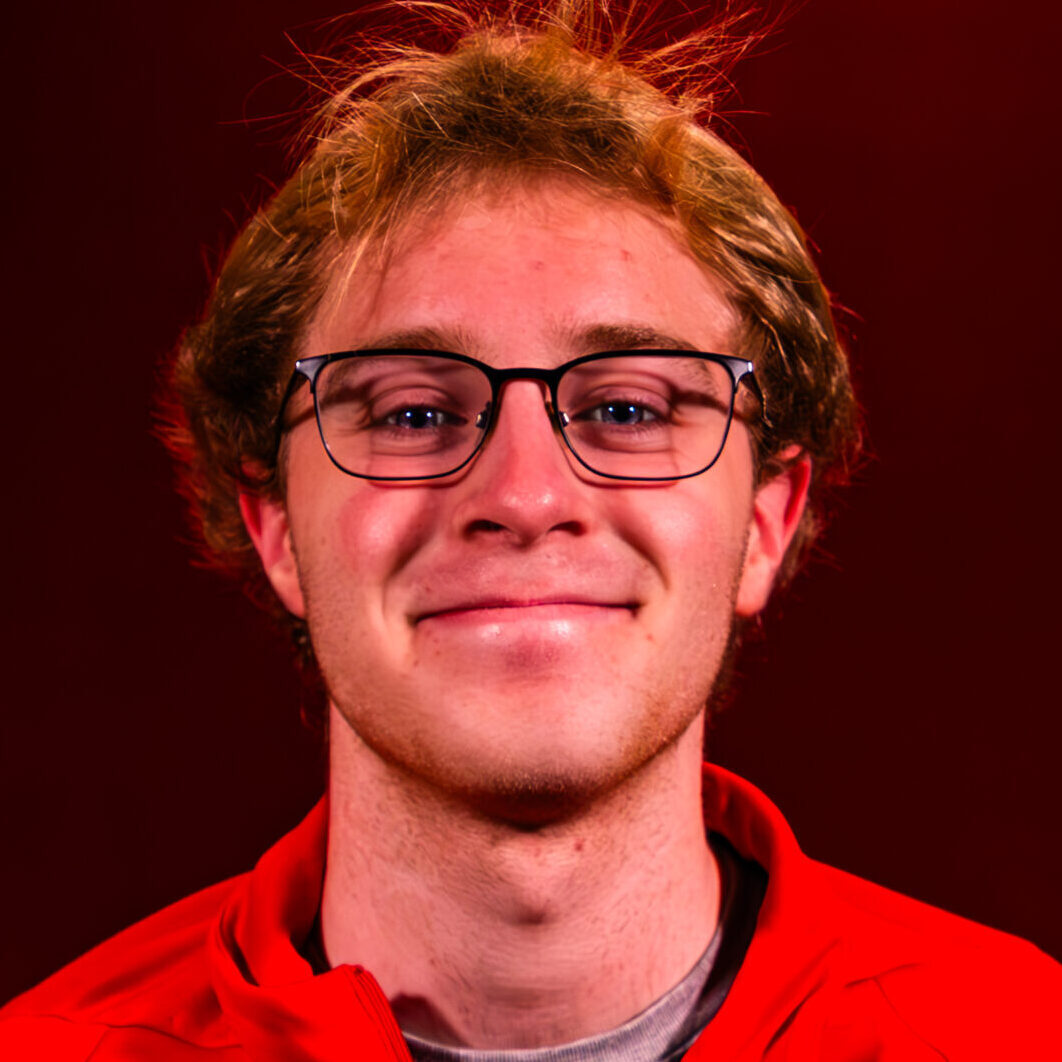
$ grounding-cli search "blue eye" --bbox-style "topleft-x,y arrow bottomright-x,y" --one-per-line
384,406 -> 457,430
583,401 -> 660,426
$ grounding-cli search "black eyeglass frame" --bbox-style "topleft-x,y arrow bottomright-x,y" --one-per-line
276,348 -> 766,482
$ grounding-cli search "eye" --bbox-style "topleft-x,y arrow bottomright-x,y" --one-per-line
581,400 -> 661,426
382,405 -> 462,430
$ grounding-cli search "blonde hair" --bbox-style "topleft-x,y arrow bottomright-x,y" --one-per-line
163,0 -> 859,658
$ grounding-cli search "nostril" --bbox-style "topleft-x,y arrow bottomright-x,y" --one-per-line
464,518 -> 508,536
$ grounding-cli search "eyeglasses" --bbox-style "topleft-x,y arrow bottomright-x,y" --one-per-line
277,348 -> 764,482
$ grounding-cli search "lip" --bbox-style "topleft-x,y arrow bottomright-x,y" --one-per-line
415,598 -> 637,624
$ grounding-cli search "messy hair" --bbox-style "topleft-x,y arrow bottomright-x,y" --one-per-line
161,0 -> 860,665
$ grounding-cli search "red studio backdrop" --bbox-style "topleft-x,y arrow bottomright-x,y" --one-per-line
3,1 -> 1060,1001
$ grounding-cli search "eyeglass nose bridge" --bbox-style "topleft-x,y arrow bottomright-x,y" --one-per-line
472,367 -> 569,440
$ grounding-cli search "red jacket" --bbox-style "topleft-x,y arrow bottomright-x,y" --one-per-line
3,766 -> 1058,1059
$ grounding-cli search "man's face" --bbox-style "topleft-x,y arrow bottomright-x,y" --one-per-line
248,180 -> 804,817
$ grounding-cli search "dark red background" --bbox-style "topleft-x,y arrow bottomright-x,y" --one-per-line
4,1 -> 1060,1001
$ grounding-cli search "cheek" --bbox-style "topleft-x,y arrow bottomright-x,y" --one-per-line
327,486 -> 440,597
611,468 -> 754,598
662,504 -> 749,617
285,450 -> 439,616
337,488 -> 419,559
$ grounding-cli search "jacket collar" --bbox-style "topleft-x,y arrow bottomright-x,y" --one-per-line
207,765 -> 905,1060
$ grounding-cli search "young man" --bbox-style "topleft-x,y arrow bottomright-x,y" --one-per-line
4,3 -> 1058,1058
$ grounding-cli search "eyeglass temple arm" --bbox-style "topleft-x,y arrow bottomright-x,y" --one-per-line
271,363 -> 318,459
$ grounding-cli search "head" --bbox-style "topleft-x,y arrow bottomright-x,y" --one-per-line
162,1 -> 858,807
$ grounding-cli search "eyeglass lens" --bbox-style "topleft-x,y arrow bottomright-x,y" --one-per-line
312,353 -> 736,480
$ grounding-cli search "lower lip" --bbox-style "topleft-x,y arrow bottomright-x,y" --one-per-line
414,604 -> 635,666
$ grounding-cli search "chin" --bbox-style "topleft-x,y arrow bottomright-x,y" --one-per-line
415,709 -> 699,827
439,757 -> 635,827
328,672 -> 710,824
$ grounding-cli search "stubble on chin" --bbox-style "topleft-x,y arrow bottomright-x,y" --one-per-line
323,651 -> 718,828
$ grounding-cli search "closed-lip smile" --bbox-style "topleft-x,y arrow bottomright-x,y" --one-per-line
415,598 -> 637,623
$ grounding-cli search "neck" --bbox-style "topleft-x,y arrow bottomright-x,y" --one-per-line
320,710 -> 719,1049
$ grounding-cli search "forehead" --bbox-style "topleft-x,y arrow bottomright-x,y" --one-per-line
303,179 -> 739,361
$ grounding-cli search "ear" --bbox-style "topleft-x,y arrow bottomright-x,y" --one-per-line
239,491 -> 306,618
735,448 -> 811,617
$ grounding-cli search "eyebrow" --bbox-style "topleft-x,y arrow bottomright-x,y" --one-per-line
570,323 -> 703,354
350,326 -> 480,353
342,322 -> 708,357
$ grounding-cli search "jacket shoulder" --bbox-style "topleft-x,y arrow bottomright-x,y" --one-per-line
811,860 -> 1062,1056
0,875 -> 246,1059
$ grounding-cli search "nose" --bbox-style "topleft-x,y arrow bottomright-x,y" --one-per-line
450,380 -> 594,545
